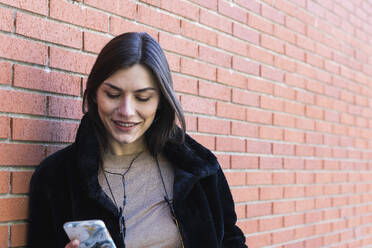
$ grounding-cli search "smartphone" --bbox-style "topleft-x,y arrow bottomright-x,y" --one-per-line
63,219 -> 117,248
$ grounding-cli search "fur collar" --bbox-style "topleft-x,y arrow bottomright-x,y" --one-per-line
73,114 -> 220,211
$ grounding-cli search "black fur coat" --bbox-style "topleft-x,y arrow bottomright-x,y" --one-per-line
27,114 -> 247,248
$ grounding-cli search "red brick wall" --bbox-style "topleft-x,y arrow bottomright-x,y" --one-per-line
0,0 -> 371,247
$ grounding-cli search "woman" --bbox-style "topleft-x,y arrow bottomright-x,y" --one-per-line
27,32 -> 247,248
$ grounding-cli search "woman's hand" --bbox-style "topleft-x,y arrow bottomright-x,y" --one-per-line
65,239 -> 80,248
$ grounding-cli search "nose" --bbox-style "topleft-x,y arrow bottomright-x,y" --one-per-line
117,95 -> 135,117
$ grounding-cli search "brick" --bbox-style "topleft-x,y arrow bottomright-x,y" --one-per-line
260,187 -> 283,200
200,8 -> 233,34
273,24 -> 296,44
248,45 -> 274,65
260,95 -> 284,111
296,118 -> 315,131
248,14 -> 273,34
164,52 -> 180,72
232,88 -> 259,107
109,16 -> 158,38
284,129 -> 305,143
0,0 -> 48,15
296,199 -> 315,212
234,0 -> 260,14
0,116 -> 10,139
224,171 -> 246,186
184,115 -> 197,132
273,229 -> 295,244
12,118 -> 78,143
181,95 -> 215,115
138,5 -> 180,33
261,34 -> 285,54
246,140 -> 271,154
0,225 -> 7,248
50,0 -> 108,32
181,20 -> 217,46
0,33 -> 47,65
189,0 -> 217,10
285,73 -> 306,88
12,171 -> 33,194
285,43 -> 305,61
0,197 -> 28,221
0,61 -> 11,85
285,15 -> 305,34
83,32 -> 110,54
50,46 -> 96,75
246,108 -> 272,124
48,96 -> 83,120
261,65 -> 285,83
0,6 -> 13,32
0,90 -> 46,115
231,187 -> 258,202
217,102 -> 245,120
232,57 -> 260,75
84,0 -> 136,19
259,216 -> 283,232
160,0 -> 198,20
274,113 -> 295,127
237,219 -> 258,234
173,75 -> 197,94
274,56 -> 296,72
198,45 -> 232,67
231,155 -> 258,169
231,122 -> 258,137
190,134 -> 215,150
217,34 -> 247,55
14,65 -> 81,96
296,145 -> 314,156
198,117 -> 230,135
233,23 -> 259,44
273,143 -> 295,155
0,144 -> 45,166
246,172 -> 272,185
284,214 -> 304,227
218,0 -> 247,23
246,202 -> 272,217
261,4 -> 284,24
0,171 -> 10,193
217,68 -> 247,88
305,132 -> 323,144
248,77 -> 273,94
273,201 -> 295,214
284,186 -> 305,198
305,237 -> 323,248
16,12 -> 82,49
260,157 -> 282,169
259,126 -> 283,140
216,137 -> 245,152
180,57 -> 216,81
10,223 -> 27,247
295,225 -> 314,239
160,33 -> 198,58
284,158 -> 305,170
246,233 -> 271,248
284,101 -> 305,115
199,80 -> 231,101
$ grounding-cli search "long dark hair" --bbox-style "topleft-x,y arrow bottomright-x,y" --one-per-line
82,32 -> 186,155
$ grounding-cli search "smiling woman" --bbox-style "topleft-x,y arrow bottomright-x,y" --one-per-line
26,32 -> 247,248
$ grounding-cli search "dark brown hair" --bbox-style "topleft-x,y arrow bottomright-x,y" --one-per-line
82,32 -> 185,155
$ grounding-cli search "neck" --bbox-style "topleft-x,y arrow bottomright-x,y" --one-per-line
109,138 -> 146,156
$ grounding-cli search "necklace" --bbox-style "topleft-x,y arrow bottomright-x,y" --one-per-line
103,151 -> 143,244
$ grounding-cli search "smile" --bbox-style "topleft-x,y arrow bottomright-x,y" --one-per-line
113,120 -> 140,127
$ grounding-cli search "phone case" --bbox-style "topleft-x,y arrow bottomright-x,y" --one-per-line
63,220 -> 117,248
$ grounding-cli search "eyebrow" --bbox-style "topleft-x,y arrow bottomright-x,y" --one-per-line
102,82 -> 157,93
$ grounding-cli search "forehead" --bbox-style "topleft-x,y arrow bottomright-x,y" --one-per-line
102,64 -> 159,90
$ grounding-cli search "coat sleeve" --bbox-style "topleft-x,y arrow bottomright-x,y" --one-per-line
26,171 -> 59,248
217,169 -> 248,248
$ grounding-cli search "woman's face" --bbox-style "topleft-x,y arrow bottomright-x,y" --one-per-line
96,64 -> 160,155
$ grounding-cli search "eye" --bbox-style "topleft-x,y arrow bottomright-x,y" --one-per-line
105,92 -> 120,99
136,96 -> 151,102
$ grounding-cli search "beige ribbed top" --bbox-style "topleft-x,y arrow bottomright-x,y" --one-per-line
98,150 -> 182,248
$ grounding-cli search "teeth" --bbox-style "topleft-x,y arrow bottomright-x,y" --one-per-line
116,122 -> 136,127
